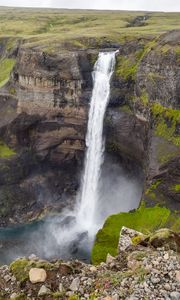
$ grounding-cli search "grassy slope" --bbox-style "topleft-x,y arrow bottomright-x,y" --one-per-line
0,7 -> 180,50
0,58 -> 16,88
91,205 -> 180,265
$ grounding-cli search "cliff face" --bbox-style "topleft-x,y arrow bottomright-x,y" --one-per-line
0,47 -> 95,226
0,30 -> 179,226
105,31 -> 180,211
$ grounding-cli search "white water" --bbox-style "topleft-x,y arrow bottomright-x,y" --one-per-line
76,52 -> 117,235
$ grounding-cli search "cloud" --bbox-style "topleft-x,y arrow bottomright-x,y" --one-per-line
0,0 -> 180,11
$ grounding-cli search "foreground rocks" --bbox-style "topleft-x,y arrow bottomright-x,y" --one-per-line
0,229 -> 179,299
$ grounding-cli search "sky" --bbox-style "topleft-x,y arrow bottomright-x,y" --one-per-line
0,0 -> 180,12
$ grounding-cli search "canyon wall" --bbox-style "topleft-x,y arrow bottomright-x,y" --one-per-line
0,30 -> 179,226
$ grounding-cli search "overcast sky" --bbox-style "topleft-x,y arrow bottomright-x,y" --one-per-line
0,0 -> 180,12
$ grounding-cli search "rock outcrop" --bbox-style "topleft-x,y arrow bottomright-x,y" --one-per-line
0,227 -> 179,299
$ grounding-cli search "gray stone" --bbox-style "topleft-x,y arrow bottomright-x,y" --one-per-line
164,283 -> 171,291
118,226 -> 144,252
106,253 -> 115,264
38,285 -> 51,296
89,266 -> 97,272
151,277 -> 161,284
4,275 -> 11,282
175,271 -> 180,282
10,293 -> 18,299
69,277 -> 80,291
59,283 -> 64,293
170,292 -> 180,300
112,294 -> 119,300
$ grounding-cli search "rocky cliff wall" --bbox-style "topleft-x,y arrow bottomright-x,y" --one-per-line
0,31 -> 179,226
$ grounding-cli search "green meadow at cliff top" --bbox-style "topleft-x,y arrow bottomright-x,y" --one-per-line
0,7 -> 180,49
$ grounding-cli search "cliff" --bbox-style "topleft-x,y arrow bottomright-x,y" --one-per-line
0,9 -> 179,228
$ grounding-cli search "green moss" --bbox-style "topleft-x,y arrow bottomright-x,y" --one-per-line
10,294 -> 26,300
149,228 -> 171,242
10,258 -> 30,283
68,296 -> 80,300
131,235 -> 144,245
115,41 -> 157,81
91,205 -> 179,265
0,294 -> 28,300
0,58 -> 16,88
119,105 -> 133,114
171,184 -> 180,192
140,89 -> 149,106
151,103 -> 180,146
115,55 -> 138,80
32,260 -> 54,269
157,140 -> 179,164
145,179 -> 161,195
9,87 -> 16,95
106,142 -> 119,153
88,53 -> 99,68
0,140 -> 15,158
53,292 -> 65,299
131,251 -> 147,261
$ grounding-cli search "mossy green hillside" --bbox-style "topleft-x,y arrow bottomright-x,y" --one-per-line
0,140 -> 15,158
91,205 -> 180,265
151,103 -> 180,146
0,58 -> 16,88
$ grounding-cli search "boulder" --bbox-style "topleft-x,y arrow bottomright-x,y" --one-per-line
29,268 -> 47,283
118,226 -> 144,253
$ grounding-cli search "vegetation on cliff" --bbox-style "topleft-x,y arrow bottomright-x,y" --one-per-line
151,103 -> 180,146
0,58 -> 15,88
0,140 -> 15,158
91,205 -> 180,264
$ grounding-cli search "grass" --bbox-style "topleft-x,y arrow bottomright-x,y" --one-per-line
0,58 -> 16,88
0,8 -> 179,51
0,140 -> 15,158
91,204 -> 180,264
151,103 -> 180,146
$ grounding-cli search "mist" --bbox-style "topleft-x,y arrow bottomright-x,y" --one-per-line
0,154 -> 143,264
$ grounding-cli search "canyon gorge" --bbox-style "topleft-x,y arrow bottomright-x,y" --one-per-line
0,8 -> 179,267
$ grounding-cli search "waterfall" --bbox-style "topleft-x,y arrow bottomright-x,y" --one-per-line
76,51 -> 117,234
